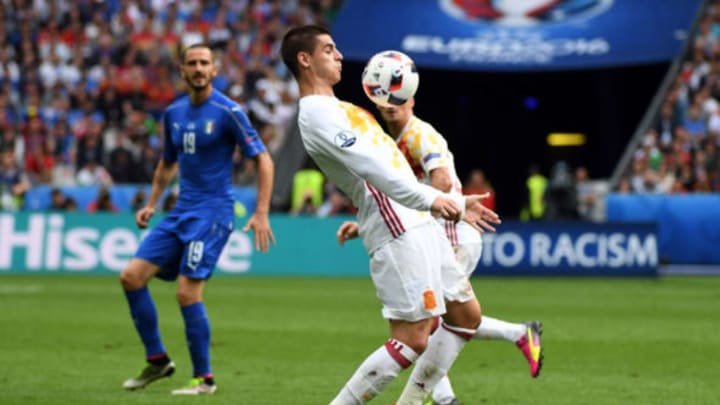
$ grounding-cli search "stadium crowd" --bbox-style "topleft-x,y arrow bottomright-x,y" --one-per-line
623,0 -> 720,193
0,0 -> 341,211
3,0 -> 716,215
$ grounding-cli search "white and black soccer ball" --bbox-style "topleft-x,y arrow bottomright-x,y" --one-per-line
361,50 -> 419,107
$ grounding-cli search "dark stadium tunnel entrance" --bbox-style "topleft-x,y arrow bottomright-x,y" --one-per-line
335,60 -> 669,218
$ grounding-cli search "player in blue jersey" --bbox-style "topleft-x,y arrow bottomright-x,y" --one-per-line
119,44 -> 275,395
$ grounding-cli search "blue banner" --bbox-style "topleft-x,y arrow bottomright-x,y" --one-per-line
606,194 -> 720,265
474,221 -> 658,276
332,0 -> 702,71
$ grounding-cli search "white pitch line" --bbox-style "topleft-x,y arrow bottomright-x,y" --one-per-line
0,285 -> 44,294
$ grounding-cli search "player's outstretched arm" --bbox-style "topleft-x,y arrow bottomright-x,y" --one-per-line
336,221 -> 359,246
302,99 -> 445,214
136,159 -> 178,229
242,151 -> 276,252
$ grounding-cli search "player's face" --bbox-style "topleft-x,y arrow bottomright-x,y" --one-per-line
0,151 -> 12,168
181,47 -> 217,91
377,98 -> 414,125
308,34 -> 343,85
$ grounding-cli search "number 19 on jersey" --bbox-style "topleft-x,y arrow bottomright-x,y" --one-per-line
183,131 -> 196,154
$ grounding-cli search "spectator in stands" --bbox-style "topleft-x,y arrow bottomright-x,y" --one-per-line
96,84 -> 124,126
656,160 -> 677,193
574,166 -> 597,221
544,161 -> 579,220
703,139 -> 720,189
64,197 -> 78,211
622,1 -> 720,195
49,119 -> 74,165
693,167 -> 713,192
631,158 -> 656,193
290,160 -> 324,215
131,189 -> 146,212
0,147 -> 31,211
137,141 -> 160,183
683,103 -> 708,147
108,133 -> 141,183
25,136 -> 55,184
76,158 -> 113,186
257,122 -> 280,153
87,185 -> 118,213
0,0 -> 343,207
293,191 -> 319,216
52,143 -> 77,187
617,176 -> 632,193
49,187 -> 72,210
75,128 -> 104,172
638,129 -> 663,172
463,168 -> 495,211
522,164 -> 547,220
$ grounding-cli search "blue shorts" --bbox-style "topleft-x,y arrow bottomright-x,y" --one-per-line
136,209 -> 234,281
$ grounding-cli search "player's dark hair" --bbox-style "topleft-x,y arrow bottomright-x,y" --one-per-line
281,25 -> 330,79
180,43 -> 214,64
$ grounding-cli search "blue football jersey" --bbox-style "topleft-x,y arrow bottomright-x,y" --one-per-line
162,89 -> 266,212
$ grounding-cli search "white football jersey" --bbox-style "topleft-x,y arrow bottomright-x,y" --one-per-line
396,116 -> 481,246
298,95 -> 462,253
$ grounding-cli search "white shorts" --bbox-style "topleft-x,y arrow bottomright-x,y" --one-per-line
369,221 -> 452,321
442,241 -> 482,303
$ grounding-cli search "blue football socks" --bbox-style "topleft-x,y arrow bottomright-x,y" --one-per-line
181,302 -> 212,377
124,286 -> 167,359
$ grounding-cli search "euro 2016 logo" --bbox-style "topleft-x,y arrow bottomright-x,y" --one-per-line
439,0 -> 613,26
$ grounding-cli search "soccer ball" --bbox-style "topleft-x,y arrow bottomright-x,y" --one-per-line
361,50 -> 419,107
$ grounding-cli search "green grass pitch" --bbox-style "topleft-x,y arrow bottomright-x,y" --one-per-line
1,275 -> 718,404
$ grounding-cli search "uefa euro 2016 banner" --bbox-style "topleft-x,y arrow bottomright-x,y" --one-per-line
331,0 -> 703,71
0,213 -> 657,276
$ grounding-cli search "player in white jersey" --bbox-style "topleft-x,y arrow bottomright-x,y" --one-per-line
377,98 -> 544,405
280,25 -> 500,405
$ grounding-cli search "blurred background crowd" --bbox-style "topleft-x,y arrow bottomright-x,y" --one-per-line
622,1 -> 720,194
0,0 -> 717,219
0,0 -> 340,212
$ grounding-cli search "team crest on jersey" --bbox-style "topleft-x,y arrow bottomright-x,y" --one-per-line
204,120 -> 215,134
334,130 -> 357,148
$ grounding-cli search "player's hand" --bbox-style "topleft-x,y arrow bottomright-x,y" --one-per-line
463,192 -> 491,209
135,206 -> 155,229
463,201 -> 501,233
242,212 -> 276,252
337,221 -> 359,246
430,196 -> 462,222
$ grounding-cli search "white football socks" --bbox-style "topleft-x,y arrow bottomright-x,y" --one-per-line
431,375 -> 456,405
396,324 -> 473,405
474,316 -> 526,342
329,339 -> 418,405
430,317 -> 528,403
